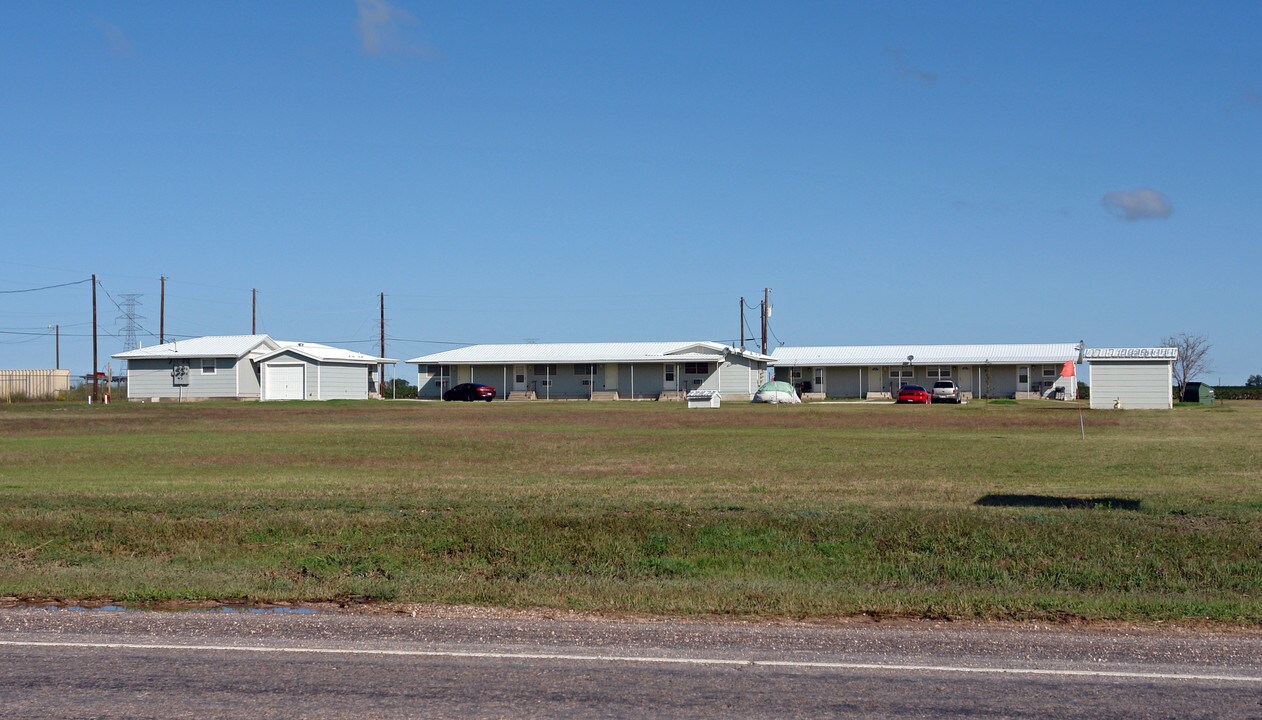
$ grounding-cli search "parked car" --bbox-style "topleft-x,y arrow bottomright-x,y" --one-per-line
442,383 -> 497,402
931,380 -> 962,404
896,384 -> 931,404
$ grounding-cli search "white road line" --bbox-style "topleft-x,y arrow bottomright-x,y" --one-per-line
1,639 -> 1258,683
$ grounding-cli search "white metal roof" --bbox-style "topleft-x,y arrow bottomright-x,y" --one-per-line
1084,347 -> 1177,361
407,341 -> 772,365
771,343 -> 1082,367
261,342 -> 397,365
113,335 -> 278,360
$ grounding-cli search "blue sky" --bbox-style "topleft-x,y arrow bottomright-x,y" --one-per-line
2,1 -> 1258,382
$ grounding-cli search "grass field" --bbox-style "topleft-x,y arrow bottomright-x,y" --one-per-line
1,399 -> 1260,624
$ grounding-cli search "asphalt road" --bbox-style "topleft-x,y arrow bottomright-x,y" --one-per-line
1,606 -> 1260,719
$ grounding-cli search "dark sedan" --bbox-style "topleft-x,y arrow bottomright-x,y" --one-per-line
896,384 -> 931,404
442,383 -> 497,402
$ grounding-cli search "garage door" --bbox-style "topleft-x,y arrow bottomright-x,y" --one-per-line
265,364 -> 305,400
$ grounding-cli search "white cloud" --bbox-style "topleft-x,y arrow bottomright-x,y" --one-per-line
1101,188 -> 1173,221
92,16 -> 134,58
356,0 -> 424,56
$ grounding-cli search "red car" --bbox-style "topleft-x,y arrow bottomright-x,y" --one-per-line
896,384 -> 931,404
442,383 -> 497,402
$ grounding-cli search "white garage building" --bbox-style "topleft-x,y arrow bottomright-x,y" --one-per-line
115,335 -> 395,402
257,342 -> 397,401
1085,347 -> 1177,410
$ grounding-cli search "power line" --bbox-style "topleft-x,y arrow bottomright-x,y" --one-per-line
0,278 -> 92,294
116,293 -> 145,351
386,336 -> 478,346
97,280 -> 160,342
768,321 -> 786,347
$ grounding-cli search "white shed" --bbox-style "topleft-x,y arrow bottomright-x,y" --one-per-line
256,342 -> 397,401
1085,348 -> 1177,410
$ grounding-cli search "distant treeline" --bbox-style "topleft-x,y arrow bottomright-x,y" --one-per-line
1208,386 -> 1262,401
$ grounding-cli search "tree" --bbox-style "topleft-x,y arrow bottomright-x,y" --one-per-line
1246,375 -> 1262,388
1161,332 -> 1213,400
381,378 -> 418,399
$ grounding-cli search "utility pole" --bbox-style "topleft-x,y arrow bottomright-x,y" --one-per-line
92,274 -> 98,404
379,292 -> 386,397
739,297 -> 745,351
49,324 -> 59,369
760,287 -> 770,355
159,275 -> 166,344
251,288 -> 257,334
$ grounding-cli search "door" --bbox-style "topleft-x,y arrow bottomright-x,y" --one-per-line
813,367 -> 826,395
513,365 -> 527,393
1018,366 -> 1030,394
265,364 -> 304,400
663,363 -> 677,391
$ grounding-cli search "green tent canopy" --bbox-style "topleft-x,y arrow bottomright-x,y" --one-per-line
753,380 -> 801,404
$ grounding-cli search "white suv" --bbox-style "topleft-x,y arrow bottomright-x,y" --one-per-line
931,380 -> 962,404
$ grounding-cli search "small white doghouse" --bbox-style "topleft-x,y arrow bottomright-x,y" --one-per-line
687,390 -> 721,408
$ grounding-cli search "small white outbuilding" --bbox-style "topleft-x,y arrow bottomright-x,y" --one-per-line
1085,348 -> 1177,410
257,342 -> 396,401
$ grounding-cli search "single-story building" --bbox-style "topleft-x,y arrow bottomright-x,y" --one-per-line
770,343 -> 1084,400
115,334 -> 281,401
406,341 -> 772,400
1085,347 -> 1177,410
256,342 -> 397,401
114,335 -> 394,402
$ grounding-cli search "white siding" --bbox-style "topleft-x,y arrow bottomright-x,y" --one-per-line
261,351 -> 372,401
317,363 -> 369,400
716,357 -> 762,398
237,359 -> 261,397
1089,361 -> 1173,409
126,358 -> 243,399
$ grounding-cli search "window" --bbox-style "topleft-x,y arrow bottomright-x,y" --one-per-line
573,363 -> 597,375
789,369 -> 803,380
1019,368 -> 1029,384
515,372 -> 525,383
201,358 -> 216,375
889,368 -> 914,387
539,379 -> 552,388
1043,366 -> 1057,377
682,362 -> 710,375
426,364 -> 450,379
533,364 -> 558,375
927,367 -> 951,379
664,365 -> 675,382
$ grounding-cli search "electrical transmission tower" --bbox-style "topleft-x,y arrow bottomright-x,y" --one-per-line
117,293 -> 145,351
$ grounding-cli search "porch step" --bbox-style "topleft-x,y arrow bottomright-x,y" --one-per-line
505,391 -> 536,401
589,391 -> 620,401
658,390 -> 687,401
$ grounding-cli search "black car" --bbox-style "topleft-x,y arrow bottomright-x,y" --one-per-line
442,383 -> 497,402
